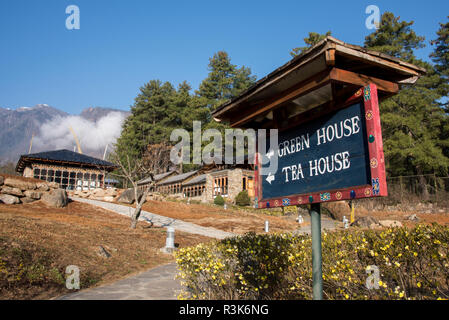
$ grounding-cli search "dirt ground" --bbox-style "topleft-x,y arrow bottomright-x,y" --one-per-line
0,200 -> 211,299
139,200 -> 302,234
353,206 -> 449,228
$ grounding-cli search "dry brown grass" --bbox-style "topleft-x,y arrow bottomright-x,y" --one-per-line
0,200 -> 211,299
139,200 -> 299,234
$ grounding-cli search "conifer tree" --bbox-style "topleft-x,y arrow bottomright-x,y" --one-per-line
290,31 -> 331,57
364,12 -> 449,187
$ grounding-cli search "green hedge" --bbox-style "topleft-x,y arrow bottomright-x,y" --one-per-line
175,224 -> 449,300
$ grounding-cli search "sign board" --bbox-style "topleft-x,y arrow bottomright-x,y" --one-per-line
254,84 -> 387,209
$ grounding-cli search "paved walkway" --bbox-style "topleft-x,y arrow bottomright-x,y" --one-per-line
59,263 -> 181,300
71,197 -> 235,239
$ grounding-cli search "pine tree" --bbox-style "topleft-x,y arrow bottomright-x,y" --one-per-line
196,51 -> 256,112
114,80 -> 178,166
290,31 -> 331,57
430,16 -> 449,161
430,16 -> 449,111
364,12 -> 449,185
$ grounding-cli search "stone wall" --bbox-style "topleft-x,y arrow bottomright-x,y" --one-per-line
0,175 -> 67,207
67,188 -> 119,202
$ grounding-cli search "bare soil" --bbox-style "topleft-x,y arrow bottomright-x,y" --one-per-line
140,200 -> 302,234
0,200 -> 211,299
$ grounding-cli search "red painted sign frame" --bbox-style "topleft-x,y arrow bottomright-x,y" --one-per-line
254,84 -> 387,209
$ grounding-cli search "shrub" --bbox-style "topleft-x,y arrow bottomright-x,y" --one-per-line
214,195 -> 225,206
235,191 -> 251,207
175,224 -> 449,300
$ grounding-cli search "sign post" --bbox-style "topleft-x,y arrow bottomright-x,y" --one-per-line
310,203 -> 323,300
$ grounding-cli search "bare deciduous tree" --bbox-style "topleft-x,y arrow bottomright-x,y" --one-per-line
109,143 -> 171,229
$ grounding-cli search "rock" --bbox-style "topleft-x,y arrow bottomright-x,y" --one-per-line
0,176 -> 4,186
96,246 -> 111,258
103,196 -> 115,202
352,216 -> 380,229
117,188 -> 142,204
24,190 -> 42,200
379,220 -> 403,228
47,182 -> 60,189
93,188 -> 105,196
3,178 -> 36,191
322,201 -> 351,221
407,214 -> 419,222
21,197 -> 37,204
105,188 -> 118,196
41,189 -> 68,208
0,194 -> 20,205
1,186 -> 24,197
36,182 -> 49,192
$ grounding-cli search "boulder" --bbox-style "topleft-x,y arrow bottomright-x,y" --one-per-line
96,246 -> 111,258
41,189 -> 68,208
47,182 -> 60,189
4,178 -> 36,191
352,216 -> 381,229
0,194 -> 20,205
24,190 -> 43,200
322,201 -> 351,221
407,214 -> 420,222
379,220 -> 403,228
21,197 -> 37,204
105,188 -> 118,196
36,182 -> 49,192
92,188 -> 105,197
0,175 -> 4,186
1,186 -> 24,197
103,196 -> 115,202
117,188 -> 142,204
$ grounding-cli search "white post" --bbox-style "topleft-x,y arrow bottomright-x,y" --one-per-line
166,227 -> 175,249
265,220 -> 269,233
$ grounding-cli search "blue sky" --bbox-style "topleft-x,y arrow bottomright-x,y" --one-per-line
1,0 -> 448,114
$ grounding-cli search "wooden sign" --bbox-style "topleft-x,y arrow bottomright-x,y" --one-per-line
254,84 -> 387,209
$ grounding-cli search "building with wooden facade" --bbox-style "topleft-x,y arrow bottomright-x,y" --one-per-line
16,149 -> 118,190
137,163 -> 255,203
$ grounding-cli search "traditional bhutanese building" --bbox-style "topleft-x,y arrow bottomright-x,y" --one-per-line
138,162 -> 255,203
15,149 -> 118,190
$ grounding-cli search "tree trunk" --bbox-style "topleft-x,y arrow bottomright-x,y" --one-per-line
416,167 -> 429,201
130,187 -> 151,229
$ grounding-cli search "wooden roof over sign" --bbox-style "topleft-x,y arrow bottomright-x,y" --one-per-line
211,36 -> 426,129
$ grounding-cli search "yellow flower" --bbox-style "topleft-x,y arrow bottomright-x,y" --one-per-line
417,282 -> 422,288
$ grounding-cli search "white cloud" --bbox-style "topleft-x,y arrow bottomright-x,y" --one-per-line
34,112 -> 126,156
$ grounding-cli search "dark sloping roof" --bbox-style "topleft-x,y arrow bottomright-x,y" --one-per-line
16,149 -> 118,172
137,170 -> 177,185
182,174 -> 206,186
157,170 -> 198,186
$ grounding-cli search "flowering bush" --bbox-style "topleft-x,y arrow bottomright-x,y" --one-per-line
175,224 -> 449,300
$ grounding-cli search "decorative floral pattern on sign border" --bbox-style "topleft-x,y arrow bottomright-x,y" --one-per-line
320,193 -> 331,201
366,110 -> 373,120
372,178 -> 380,196
335,191 -> 342,200
364,188 -> 371,197
364,86 -> 371,101
282,198 -> 290,206
370,158 -> 378,169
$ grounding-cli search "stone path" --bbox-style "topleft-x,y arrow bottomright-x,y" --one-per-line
71,197 -> 235,239
58,263 -> 181,300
